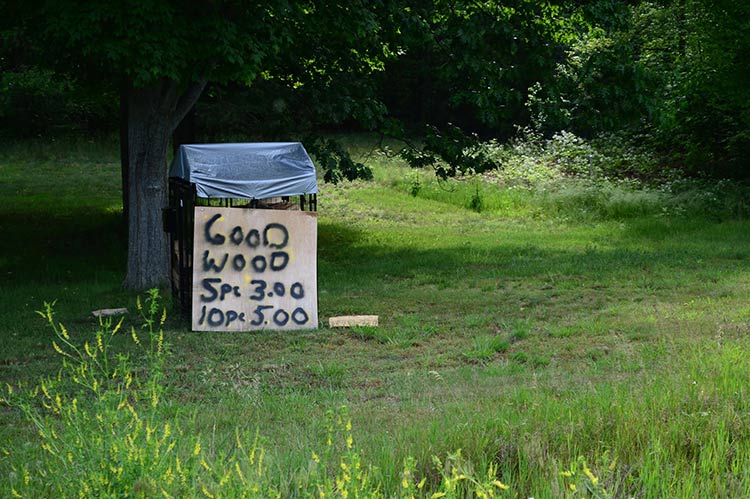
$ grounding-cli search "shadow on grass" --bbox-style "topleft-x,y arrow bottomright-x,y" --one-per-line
0,209 -> 130,365
3,211 -> 749,363
0,209 -> 125,285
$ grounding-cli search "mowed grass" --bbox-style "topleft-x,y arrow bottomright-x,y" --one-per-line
2,134 -> 750,497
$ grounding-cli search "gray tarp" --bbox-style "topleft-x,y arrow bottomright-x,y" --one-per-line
169,142 -> 318,199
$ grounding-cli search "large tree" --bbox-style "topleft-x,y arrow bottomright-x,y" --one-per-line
5,0 -> 391,289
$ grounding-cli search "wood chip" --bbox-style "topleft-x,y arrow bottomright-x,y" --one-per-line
328,315 -> 379,328
91,308 -> 129,318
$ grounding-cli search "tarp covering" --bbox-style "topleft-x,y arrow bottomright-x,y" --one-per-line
169,143 -> 318,199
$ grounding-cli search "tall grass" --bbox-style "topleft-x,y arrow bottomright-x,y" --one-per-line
5,299 -> 749,497
1,292 -> 515,498
379,131 -> 750,222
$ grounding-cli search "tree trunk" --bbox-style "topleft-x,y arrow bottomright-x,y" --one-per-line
122,78 -> 206,290
119,80 -> 130,238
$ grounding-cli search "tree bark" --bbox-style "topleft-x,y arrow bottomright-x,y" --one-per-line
119,80 -> 130,236
122,78 -> 206,290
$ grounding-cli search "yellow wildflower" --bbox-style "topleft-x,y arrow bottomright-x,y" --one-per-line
162,423 -> 171,442
201,484 -> 215,499
583,464 -> 598,486
235,462 -> 246,484
219,469 -> 231,486
312,452 -> 320,463
257,447 -> 265,474
113,317 -> 124,335
492,480 -> 509,490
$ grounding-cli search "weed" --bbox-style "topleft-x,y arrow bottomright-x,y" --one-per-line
462,335 -> 510,364
408,171 -> 422,197
469,183 -> 484,213
310,361 -> 347,388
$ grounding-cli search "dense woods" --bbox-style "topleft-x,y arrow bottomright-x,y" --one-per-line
2,0 -> 748,286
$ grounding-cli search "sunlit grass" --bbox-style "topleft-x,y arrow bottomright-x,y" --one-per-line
2,133 -> 750,497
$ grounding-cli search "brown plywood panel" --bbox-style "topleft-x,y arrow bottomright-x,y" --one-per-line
192,207 -> 318,331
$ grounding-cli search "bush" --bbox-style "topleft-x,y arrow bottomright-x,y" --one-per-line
0,67 -> 116,137
401,131 -> 750,222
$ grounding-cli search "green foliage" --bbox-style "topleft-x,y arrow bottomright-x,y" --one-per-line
395,130 -> 750,223
654,0 -> 750,175
527,25 -> 657,135
0,68 -> 73,135
380,0 -> 583,134
306,137 -> 373,184
523,0 -> 750,177
2,292 -> 171,498
0,67 -> 115,136
6,0 -> 750,181
401,124 -> 501,179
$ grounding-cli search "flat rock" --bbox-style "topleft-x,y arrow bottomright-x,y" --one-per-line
91,308 -> 129,318
328,315 -> 379,328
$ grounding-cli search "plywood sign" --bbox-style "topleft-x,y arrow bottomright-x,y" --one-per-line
192,207 -> 318,331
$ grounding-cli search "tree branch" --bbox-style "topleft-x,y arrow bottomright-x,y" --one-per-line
171,78 -> 208,132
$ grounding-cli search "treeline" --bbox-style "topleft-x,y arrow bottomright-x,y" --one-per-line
2,0 -> 748,178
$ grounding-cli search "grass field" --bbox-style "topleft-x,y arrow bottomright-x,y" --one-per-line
2,134 -> 750,497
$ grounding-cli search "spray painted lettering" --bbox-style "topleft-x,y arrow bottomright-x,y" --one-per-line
191,207 -> 318,331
